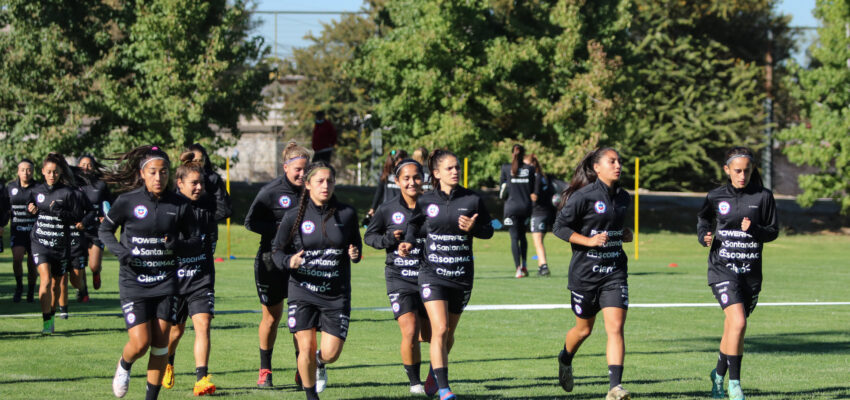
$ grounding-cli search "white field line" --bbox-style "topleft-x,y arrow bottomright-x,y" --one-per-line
2,302 -> 849,319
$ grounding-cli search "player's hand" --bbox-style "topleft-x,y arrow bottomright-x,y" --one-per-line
623,228 -> 633,243
458,213 -> 478,232
588,232 -> 608,247
741,217 -> 751,232
530,193 -> 538,202
289,249 -> 305,269
348,244 -> 359,260
398,242 -> 412,257
75,222 -> 85,231
703,232 -> 713,247
392,229 -> 404,241
28,203 -> 37,214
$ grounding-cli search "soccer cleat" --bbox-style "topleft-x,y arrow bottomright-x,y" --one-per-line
316,364 -> 328,393
193,375 -> 216,396
521,266 -> 529,277
81,295 -> 90,303
605,384 -> 631,400
13,287 -> 23,303
257,368 -> 273,388
59,306 -> 69,319
439,389 -> 456,400
557,349 -> 574,392
537,264 -> 551,277
710,368 -> 725,398
728,379 -> 745,400
424,366 -> 438,396
515,267 -> 524,278
93,273 -> 102,290
42,316 -> 55,335
112,359 -> 131,398
162,364 -> 175,389
409,384 -> 426,394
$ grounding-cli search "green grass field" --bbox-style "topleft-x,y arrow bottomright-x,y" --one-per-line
1,227 -> 849,399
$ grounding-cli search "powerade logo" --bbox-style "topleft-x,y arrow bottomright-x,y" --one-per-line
279,195 -> 291,208
392,212 -> 405,224
134,205 -> 148,219
37,193 -> 45,203
718,201 -> 731,215
301,220 -> 316,234
594,201 -> 607,214
426,204 -> 439,218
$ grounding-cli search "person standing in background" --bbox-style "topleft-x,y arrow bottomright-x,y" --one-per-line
312,111 -> 337,164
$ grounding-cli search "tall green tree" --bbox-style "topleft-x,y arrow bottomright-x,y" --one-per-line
778,0 -> 850,213
0,0 -> 270,177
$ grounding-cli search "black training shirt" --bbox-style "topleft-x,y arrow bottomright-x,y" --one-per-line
370,174 -> 401,211
500,163 -> 535,217
7,180 -> 37,238
553,180 -> 630,291
29,182 -> 84,258
175,191 -> 217,295
245,176 -> 302,252
365,194 -> 426,286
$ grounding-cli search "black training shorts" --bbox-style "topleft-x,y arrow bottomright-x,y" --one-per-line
570,281 -> 629,319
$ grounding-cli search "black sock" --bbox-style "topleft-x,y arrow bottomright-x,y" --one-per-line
433,367 -> 449,390
28,283 -> 35,294
404,363 -> 422,385
304,385 -> 320,400
259,347 -> 273,370
316,350 -> 325,368
42,312 -> 52,321
145,382 -> 162,400
120,357 -> 133,371
15,275 -> 23,289
727,355 -> 743,380
168,354 -> 175,366
608,365 -> 624,388
715,352 -> 728,376
559,345 -> 574,365
196,366 -> 208,381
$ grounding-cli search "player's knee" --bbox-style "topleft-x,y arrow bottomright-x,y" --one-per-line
728,315 -> 747,333
573,324 -> 593,339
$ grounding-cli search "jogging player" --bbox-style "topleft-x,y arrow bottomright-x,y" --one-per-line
244,141 -> 309,388
162,153 -> 218,396
364,159 -> 431,394
400,149 -> 494,399
529,153 -> 556,276
100,146 -> 199,400
78,155 -> 111,291
366,150 -> 408,219
553,147 -> 633,400
698,146 -> 778,400
271,162 -> 362,400
500,144 -> 535,278
7,159 -> 39,302
29,153 -> 83,334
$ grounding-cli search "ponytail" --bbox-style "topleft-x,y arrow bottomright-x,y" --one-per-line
511,144 -> 525,176
281,140 -> 310,165
103,145 -> 171,193
558,147 -> 619,210
43,152 -> 76,187
528,154 -> 544,178
380,149 -> 408,183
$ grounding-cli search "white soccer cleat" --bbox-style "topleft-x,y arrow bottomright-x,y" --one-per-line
112,359 -> 131,398
316,364 -> 328,393
410,383 -> 426,394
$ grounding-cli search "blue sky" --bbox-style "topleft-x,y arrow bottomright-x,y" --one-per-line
253,0 -> 818,58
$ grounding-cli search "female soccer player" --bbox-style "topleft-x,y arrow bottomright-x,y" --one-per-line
7,159 -> 38,303
364,159 -> 431,394
271,162 -> 362,400
698,147 -> 778,400
161,152 -> 218,396
244,141 -> 309,388
412,146 -> 432,191
400,149 -> 494,400
528,154 -> 556,277
187,144 -> 233,226
367,149 -> 408,218
500,144 -> 535,278
78,154 -> 111,291
552,147 -> 632,400
100,146 -> 199,400
28,153 -> 83,334
59,170 -> 95,314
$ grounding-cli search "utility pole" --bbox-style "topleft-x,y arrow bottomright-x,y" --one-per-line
762,29 -> 774,190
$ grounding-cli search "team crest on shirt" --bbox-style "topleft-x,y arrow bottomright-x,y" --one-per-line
288,317 -> 296,328
134,205 -> 148,219
392,212 -> 405,224
279,195 -> 291,208
594,201 -> 607,214
718,201 -> 731,215
11,188 -> 18,196
426,204 -> 439,218
301,220 -> 316,234
126,312 -> 136,324
37,193 -> 46,203
720,293 -> 729,304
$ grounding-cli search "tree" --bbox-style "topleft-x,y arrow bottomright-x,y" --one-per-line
777,0 -> 850,213
280,11 -> 377,184
0,0 -> 270,178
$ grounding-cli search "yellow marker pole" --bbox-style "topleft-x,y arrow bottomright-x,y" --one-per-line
463,157 -> 468,187
634,158 -> 639,260
226,157 -> 231,260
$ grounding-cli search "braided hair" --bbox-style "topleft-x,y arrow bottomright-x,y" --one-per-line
287,161 -> 339,247
103,145 -> 171,193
